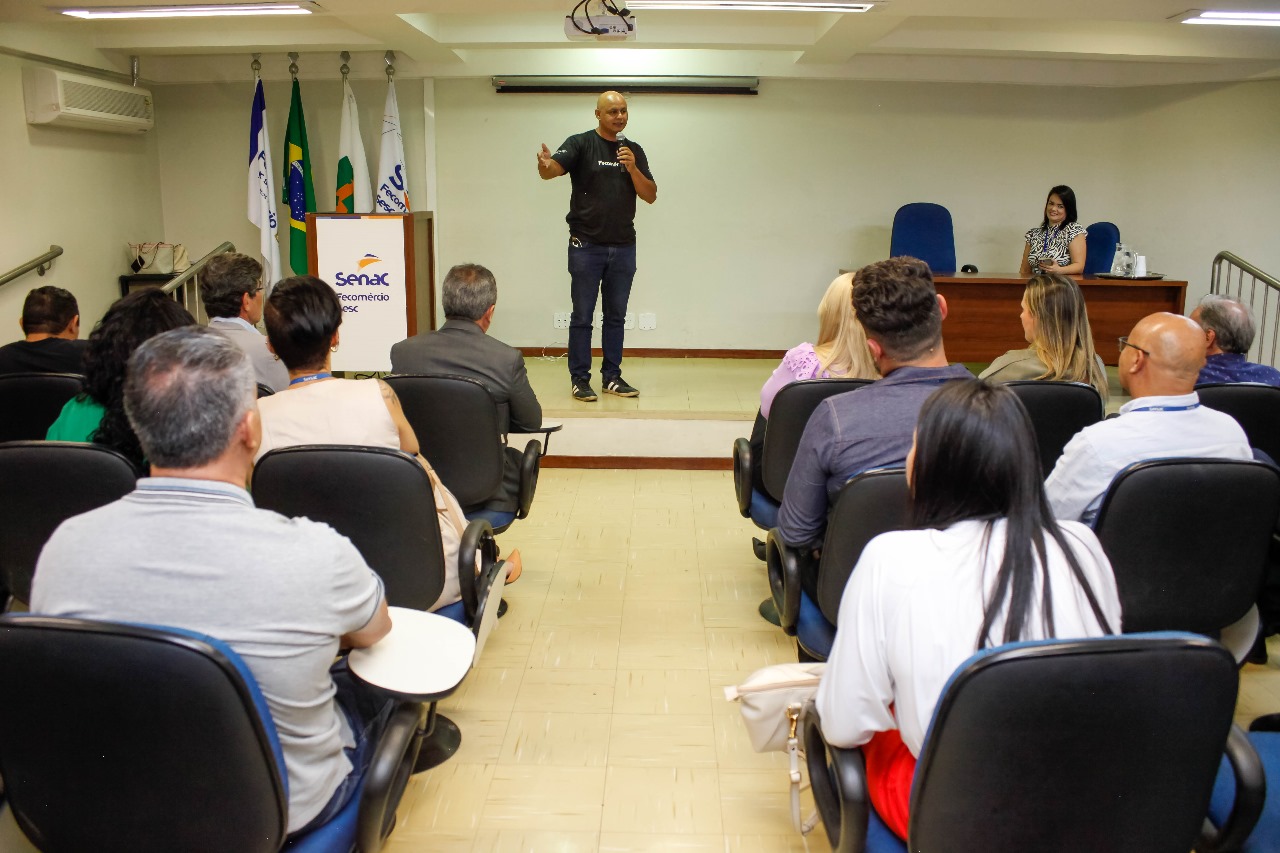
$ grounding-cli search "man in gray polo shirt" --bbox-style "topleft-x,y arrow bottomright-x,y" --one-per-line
778,256 -> 971,552
32,326 -> 391,836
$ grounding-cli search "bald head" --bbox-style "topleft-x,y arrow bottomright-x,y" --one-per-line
594,91 -> 629,140
1121,312 -> 1207,396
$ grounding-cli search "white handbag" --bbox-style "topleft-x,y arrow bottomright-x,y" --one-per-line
725,662 -> 825,834
128,242 -> 189,274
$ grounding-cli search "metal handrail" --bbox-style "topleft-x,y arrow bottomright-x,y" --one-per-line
0,246 -> 63,288
161,241 -> 235,296
1210,251 -> 1280,368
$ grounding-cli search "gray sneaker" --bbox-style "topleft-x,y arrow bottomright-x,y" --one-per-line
603,377 -> 639,397
571,377 -> 598,402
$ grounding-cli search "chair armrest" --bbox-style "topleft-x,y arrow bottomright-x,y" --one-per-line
732,437 -> 752,518
510,423 -> 562,457
766,528 -> 812,637
357,701 -> 424,853
1197,724 -> 1266,853
803,700 -> 870,853
458,519 -> 498,628
517,439 -> 541,520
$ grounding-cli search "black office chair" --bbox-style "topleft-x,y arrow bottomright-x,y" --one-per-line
257,382 -> 276,398
767,470 -> 911,661
1092,458 -> 1280,662
1004,380 -> 1104,475
384,374 -> 546,534
0,614 -> 420,853
0,372 -> 83,442
733,378 -> 873,533
1197,382 -> 1280,464
252,445 -> 506,770
803,633 -> 1257,853
0,441 -> 138,610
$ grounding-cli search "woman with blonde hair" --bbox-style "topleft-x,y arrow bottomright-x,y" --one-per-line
980,272 -> 1109,402
758,273 -> 878,418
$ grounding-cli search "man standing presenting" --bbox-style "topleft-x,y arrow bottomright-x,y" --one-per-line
538,90 -> 657,402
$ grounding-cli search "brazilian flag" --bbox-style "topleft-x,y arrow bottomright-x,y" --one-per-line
282,79 -> 316,276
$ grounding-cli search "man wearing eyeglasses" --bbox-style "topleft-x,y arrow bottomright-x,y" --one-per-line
1044,312 -> 1252,523
200,252 -> 289,392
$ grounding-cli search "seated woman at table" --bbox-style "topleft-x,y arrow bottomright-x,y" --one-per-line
256,276 -> 519,608
813,379 -> 1120,840
1019,184 -> 1087,277
750,273 -> 878,492
46,288 -> 194,471
979,272 -> 1109,402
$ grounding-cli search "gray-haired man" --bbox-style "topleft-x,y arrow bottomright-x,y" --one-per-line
1192,294 -> 1280,387
32,326 -> 392,836
200,252 -> 290,392
390,262 -> 542,514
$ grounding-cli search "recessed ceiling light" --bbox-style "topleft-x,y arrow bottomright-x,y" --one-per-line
625,1 -> 875,11
60,2 -> 318,19
1179,10 -> 1280,26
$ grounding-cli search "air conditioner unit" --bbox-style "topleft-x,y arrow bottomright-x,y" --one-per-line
22,66 -> 154,134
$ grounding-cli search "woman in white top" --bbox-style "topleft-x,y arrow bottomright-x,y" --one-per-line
813,379 -> 1121,840
1019,185 -> 1087,276
256,276 -> 520,611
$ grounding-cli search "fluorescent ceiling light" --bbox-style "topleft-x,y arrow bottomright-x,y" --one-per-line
60,3 -> 316,19
625,1 -> 874,11
1181,10 -> 1280,26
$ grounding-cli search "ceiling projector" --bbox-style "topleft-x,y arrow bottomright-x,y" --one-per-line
565,0 -> 636,40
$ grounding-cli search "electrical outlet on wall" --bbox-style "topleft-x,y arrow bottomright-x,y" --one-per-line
639,313 -> 657,330
624,312 -> 636,330
553,311 -> 570,329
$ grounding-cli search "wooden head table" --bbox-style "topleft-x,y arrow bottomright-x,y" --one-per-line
930,272 -> 1188,366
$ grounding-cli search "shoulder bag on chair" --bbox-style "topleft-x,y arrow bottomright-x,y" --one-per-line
725,662 -> 824,835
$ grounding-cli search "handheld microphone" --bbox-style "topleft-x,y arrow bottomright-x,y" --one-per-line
616,133 -> 628,169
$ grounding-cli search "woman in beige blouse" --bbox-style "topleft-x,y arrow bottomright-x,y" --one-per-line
979,272 -> 1108,402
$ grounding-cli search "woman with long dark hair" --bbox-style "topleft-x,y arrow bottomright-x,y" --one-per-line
813,379 -> 1120,840
1019,184 -> 1087,276
46,289 -> 194,470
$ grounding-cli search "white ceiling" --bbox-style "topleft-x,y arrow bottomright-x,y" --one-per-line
3,0 -> 1280,87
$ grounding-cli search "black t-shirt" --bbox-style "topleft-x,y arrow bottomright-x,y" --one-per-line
552,129 -> 654,246
0,338 -> 87,375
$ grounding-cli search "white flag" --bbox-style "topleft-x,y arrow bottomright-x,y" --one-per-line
335,80 -> 372,214
247,77 -> 282,289
374,80 -> 410,213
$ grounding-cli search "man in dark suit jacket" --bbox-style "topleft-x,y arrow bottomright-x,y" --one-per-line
390,263 -> 542,513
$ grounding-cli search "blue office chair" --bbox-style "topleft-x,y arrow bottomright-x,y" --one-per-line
803,633 -> 1255,853
1084,221 -> 1120,275
889,203 -> 956,274
0,614 -> 422,853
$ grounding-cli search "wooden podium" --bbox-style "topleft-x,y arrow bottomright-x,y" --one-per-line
307,211 -> 435,372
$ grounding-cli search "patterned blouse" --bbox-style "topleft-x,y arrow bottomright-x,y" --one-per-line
1024,221 -> 1087,270
760,343 -> 833,418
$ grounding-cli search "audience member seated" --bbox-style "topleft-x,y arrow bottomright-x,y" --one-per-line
979,272 -> 1109,402
1191,294 -> 1280,387
776,256 -> 971,550
759,273 -> 879,419
814,378 -> 1120,841
1045,312 -> 1252,523
749,272 -> 879,493
200,252 -> 290,392
390,263 -> 542,515
45,288 -> 193,471
0,285 -> 88,375
31,326 -> 395,837
257,275 -> 515,603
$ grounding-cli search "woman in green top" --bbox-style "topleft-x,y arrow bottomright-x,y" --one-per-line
979,272 -> 1109,403
47,289 -> 193,469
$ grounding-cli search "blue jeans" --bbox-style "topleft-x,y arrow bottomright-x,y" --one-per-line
568,238 -> 637,382
290,660 -> 396,838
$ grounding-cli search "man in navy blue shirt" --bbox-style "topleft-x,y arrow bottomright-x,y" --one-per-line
1192,294 -> 1280,387
538,91 -> 657,403
777,257 -> 972,550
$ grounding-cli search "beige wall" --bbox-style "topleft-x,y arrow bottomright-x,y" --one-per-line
0,54 -> 164,339
6,65 -> 1277,351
